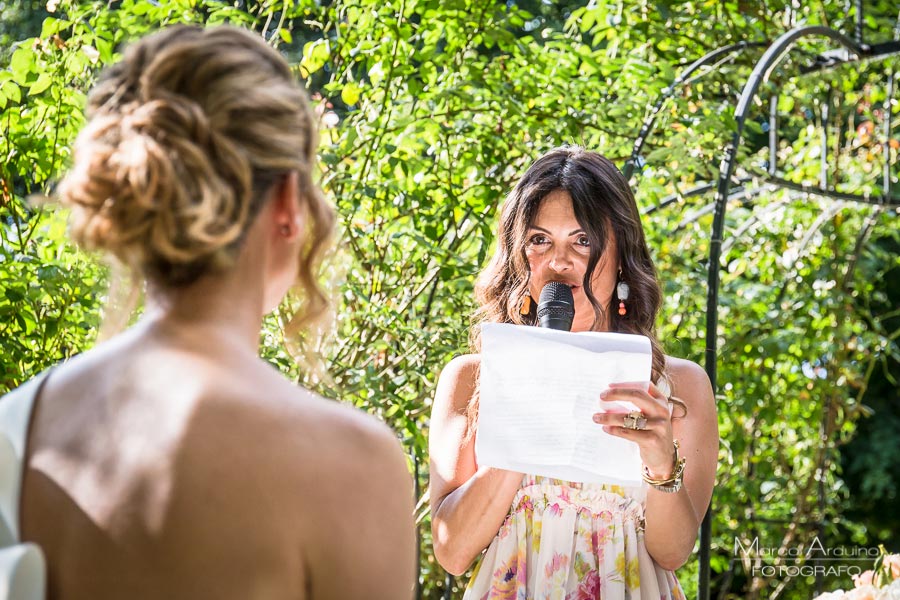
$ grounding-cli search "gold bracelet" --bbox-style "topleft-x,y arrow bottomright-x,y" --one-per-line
642,440 -> 686,493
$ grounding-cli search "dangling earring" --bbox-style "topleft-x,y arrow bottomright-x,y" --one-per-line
617,279 -> 630,316
520,295 -> 533,315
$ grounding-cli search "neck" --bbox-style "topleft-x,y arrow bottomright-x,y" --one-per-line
143,268 -> 266,357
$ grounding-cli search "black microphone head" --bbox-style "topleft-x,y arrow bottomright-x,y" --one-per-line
537,281 -> 575,331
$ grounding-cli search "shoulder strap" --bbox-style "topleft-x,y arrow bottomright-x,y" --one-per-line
0,371 -> 51,545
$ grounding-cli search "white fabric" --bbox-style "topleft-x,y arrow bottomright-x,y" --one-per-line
0,372 -> 49,600
0,546 -> 45,600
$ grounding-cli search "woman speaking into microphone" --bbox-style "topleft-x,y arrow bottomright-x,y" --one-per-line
428,146 -> 718,598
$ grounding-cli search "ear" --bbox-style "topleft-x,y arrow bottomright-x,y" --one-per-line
270,171 -> 303,240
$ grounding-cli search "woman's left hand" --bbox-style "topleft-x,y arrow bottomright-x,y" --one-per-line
592,382 -> 675,479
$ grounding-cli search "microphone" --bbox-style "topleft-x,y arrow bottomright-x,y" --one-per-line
537,282 -> 575,331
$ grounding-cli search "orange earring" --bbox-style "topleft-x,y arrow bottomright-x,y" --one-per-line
520,295 -> 533,315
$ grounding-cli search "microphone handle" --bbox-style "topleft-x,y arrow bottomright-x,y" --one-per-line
542,316 -> 574,331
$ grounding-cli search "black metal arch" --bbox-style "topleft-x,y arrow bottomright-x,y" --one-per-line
622,8 -> 900,598
704,29 -> 898,600
623,41 -> 769,181
628,19 -> 900,600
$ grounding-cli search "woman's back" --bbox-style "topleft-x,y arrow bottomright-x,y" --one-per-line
22,321 -> 415,599
15,24 -> 417,599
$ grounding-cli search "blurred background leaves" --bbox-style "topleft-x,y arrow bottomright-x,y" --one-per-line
1,1 -> 898,597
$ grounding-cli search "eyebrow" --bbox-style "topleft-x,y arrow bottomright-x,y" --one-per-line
529,225 -> 586,237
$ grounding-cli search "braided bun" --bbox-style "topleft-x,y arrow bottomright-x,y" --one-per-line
59,25 -> 332,294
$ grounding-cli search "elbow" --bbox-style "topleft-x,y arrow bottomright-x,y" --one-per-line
655,555 -> 690,572
431,518 -> 477,576
441,556 -> 473,577
646,534 -> 695,572
648,545 -> 693,572
432,539 -> 475,576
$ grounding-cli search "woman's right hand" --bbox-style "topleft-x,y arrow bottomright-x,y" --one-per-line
428,354 -> 524,576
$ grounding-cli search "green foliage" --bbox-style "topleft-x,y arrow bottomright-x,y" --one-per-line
1,1 -> 898,599
839,233 -> 900,546
0,1 -> 47,64
1,0 -> 109,386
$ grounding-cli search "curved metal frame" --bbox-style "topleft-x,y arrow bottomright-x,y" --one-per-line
623,41 -> 769,180
700,25 -> 896,600
621,11 -> 899,598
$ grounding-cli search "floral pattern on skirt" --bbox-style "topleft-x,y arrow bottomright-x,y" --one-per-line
464,475 -> 686,600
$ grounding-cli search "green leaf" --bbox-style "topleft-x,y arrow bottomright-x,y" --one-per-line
45,318 -> 59,338
777,95 -> 795,113
5,288 -> 25,302
40,17 -> 69,38
10,45 -> 36,84
29,73 -> 53,96
96,37 -> 114,63
368,61 -> 385,86
300,39 -> 329,76
341,82 -> 362,106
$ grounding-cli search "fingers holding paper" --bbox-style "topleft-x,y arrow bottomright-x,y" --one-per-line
599,381 -> 669,416
592,382 -> 676,479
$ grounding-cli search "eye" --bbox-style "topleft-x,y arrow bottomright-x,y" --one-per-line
576,235 -> 591,247
528,233 -> 549,246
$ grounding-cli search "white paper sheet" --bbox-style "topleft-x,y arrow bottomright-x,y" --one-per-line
475,322 -> 652,486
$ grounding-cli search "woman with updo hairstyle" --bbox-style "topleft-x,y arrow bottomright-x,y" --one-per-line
5,25 -> 415,599
429,147 -> 718,598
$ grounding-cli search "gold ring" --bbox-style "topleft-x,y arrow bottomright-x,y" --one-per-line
623,411 -> 648,430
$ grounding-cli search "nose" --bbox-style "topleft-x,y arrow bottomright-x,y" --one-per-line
547,245 -> 573,274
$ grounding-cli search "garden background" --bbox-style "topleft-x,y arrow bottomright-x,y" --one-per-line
1,0 -> 898,598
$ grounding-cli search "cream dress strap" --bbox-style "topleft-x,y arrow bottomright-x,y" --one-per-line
0,372 -> 50,600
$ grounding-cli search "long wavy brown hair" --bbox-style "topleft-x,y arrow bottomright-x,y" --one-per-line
467,146 -> 666,433
58,25 -> 335,338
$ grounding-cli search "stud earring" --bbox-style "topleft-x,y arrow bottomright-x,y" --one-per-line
617,280 -> 630,316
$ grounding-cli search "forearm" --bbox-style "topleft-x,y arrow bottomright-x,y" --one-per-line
431,466 -> 523,575
643,487 -> 700,571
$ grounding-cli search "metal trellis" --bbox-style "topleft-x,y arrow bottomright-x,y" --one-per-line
627,7 -> 900,600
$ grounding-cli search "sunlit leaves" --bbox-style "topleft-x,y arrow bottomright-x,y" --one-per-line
1,0 -> 898,598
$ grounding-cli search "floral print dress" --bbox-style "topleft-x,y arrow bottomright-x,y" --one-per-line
463,475 -> 686,600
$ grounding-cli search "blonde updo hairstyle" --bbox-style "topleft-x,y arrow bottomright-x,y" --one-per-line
58,25 -> 334,330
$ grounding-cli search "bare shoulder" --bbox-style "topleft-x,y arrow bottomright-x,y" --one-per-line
663,356 -> 716,415
663,356 -> 719,520
204,365 -> 415,598
283,378 -> 398,448
433,353 -> 481,414
271,380 -> 411,514
444,352 -> 482,372
265,375 -> 416,598
162,356 -> 409,507
303,389 -> 409,483
234,363 -> 407,481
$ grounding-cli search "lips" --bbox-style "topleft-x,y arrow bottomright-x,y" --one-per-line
552,281 -> 579,290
